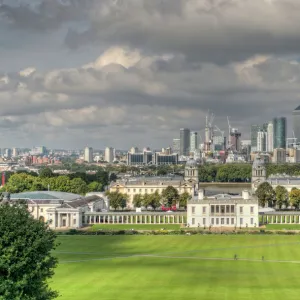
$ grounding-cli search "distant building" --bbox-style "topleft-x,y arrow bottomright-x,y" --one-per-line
267,122 -> 274,152
4,148 -> 12,158
180,128 -> 190,156
230,128 -> 241,152
153,153 -> 178,165
251,124 -> 261,152
273,117 -> 286,149
127,151 -> 153,165
84,147 -> 93,163
31,146 -> 46,155
130,147 -> 139,154
12,148 -> 19,157
172,138 -> 180,154
105,147 -> 114,163
293,106 -> 300,144
190,132 -> 198,153
257,131 -> 267,152
273,148 -> 286,164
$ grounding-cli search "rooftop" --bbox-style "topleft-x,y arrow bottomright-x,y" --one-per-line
10,191 -> 83,202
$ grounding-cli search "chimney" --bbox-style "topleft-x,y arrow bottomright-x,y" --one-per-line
198,189 -> 204,200
242,190 -> 250,200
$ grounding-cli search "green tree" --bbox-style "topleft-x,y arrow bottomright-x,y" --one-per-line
161,186 -> 179,207
289,189 -> 300,209
133,194 -> 143,208
106,191 -> 128,210
4,173 -> 39,193
120,194 -> 129,210
148,190 -> 161,210
39,168 -> 54,178
109,173 -> 117,182
275,185 -> 289,209
0,203 -> 58,299
69,178 -> 88,195
179,192 -> 192,209
87,181 -> 103,192
255,182 -> 276,207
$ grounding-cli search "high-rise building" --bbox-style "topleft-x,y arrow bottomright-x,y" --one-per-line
257,131 -> 267,152
12,148 -> 19,157
230,128 -> 241,152
172,139 -> 180,154
105,147 -> 114,163
267,122 -> 274,152
273,148 -> 286,164
4,148 -> 12,158
190,132 -> 198,153
84,147 -> 93,163
273,117 -> 286,149
251,124 -> 261,152
127,150 -> 153,165
130,147 -> 139,154
293,106 -> 300,144
180,128 -> 190,156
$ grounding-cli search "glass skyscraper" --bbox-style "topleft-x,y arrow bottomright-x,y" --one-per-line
180,128 -> 190,156
273,117 -> 286,149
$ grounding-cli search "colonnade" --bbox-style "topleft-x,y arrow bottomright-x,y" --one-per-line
261,214 -> 300,224
84,214 -> 186,225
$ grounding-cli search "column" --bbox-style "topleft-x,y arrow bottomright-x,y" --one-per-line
57,213 -> 61,228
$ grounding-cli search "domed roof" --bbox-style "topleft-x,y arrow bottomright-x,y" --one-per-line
186,158 -> 197,167
253,154 -> 265,168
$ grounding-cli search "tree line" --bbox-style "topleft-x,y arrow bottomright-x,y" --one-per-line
106,186 -> 192,210
256,182 -> 300,209
0,167 -> 112,195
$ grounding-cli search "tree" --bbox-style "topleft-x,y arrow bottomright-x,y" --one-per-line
87,181 -> 103,192
120,194 -> 129,210
161,186 -> 179,206
148,190 -> 161,210
275,185 -> 289,209
255,182 -> 275,207
39,168 -> 54,178
0,202 -> 58,299
109,173 -> 117,182
179,192 -> 192,209
69,178 -> 88,195
289,189 -> 300,209
133,194 -> 143,208
106,191 -> 128,210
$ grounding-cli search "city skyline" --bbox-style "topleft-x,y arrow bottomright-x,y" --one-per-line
1,1 -> 300,148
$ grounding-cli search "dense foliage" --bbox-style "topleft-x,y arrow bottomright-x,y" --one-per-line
0,202 -> 58,299
0,168 -> 109,195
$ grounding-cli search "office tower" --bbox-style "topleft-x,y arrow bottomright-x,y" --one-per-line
257,131 -> 267,152
84,147 -> 93,163
105,147 -> 114,163
230,128 -> 241,152
4,148 -> 12,158
293,106 -> 300,143
273,117 -> 286,149
130,147 -> 139,154
190,132 -> 198,152
172,139 -> 180,154
12,148 -> 19,157
180,128 -> 190,156
127,150 -> 153,165
267,122 -> 274,152
251,125 -> 261,152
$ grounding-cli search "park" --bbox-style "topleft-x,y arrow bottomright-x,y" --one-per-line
52,234 -> 300,300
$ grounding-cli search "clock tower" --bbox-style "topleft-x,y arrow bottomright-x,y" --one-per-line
251,154 -> 266,191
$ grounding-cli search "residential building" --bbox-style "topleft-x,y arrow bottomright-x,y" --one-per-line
293,106 -> 300,144
180,128 -> 190,156
172,139 -> 180,154
187,190 -> 258,228
267,122 -> 274,152
105,147 -> 114,163
84,147 -> 93,163
273,117 -> 286,149
190,132 -> 198,153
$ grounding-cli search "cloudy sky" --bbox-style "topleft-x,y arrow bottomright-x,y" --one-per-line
1,0 -> 300,149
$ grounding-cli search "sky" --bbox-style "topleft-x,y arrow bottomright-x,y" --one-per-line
1,0 -> 300,149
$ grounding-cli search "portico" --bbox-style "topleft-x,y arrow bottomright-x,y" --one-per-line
261,212 -> 300,224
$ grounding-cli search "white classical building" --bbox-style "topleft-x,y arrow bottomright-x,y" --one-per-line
187,190 -> 259,228
110,159 -> 200,208
8,191 -> 108,229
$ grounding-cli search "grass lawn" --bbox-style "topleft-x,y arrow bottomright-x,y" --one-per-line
90,224 -> 181,231
266,224 -> 300,230
52,235 -> 300,300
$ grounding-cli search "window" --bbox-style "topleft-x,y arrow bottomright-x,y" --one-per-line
145,189 -> 148,193
250,206 -> 254,214
216,218 -> 219,225
226,206 -> 230,213
221,205 -> 225,214
227,218 -> 229,225
231,205 -> 235,213
211,218 -> 214,225
192,218 -> 195,225
240,207 -> 243,214
202,207 -> 206,214
216,206 -> 219,213
192,206 -> 195,214
203,218 -> 206,225
133,189 -> 136,193
139,189 -> 142,192
240,218 -> 243,225
251,218 -> 254,225
231,218 -> 234,225
151,189 -> 153,192
127,189 -> 130,192
40,208 -> 43,212
221,218 -> 224,225
211,205 -> 215,213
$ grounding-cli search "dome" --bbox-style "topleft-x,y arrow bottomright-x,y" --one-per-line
252,154 -> 265,168
186,158 -> 197,167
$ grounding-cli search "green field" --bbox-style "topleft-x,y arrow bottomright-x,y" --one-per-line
52,235 -> 300,300
265,224 -> 300,230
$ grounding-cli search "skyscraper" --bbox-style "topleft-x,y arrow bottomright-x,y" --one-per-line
105,147 -> 114,163
257,131 -> 267,152
190,132 -> 198,153
293,106 -> 300,143
267,122 -> 274,152
172,138 -> 180,154
273,117 -> 286,149
251,124 -> 261,152
180,128 -> 190,156
84,147 -> 93,163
